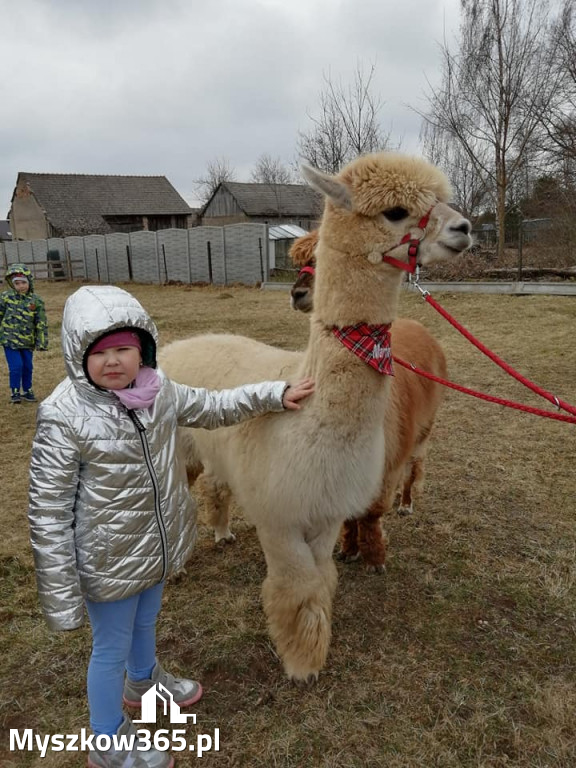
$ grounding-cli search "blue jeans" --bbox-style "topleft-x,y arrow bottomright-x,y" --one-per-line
85,582 -> 164,736
3,346 -> 33,391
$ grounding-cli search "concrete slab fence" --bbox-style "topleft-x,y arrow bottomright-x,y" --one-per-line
0,223 -> 269,287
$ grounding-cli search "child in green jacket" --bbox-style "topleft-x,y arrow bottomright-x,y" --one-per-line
0,263 -> 48,404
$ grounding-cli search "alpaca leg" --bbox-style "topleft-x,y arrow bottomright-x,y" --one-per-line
398,437 -> 429,516
259,523 -> 340,683
197,471 -> 235,544
179,429 -> 204,487
336,519 -> 360,562
186,464 -> 202,487
308,525 -> 339,601
357,497 -> 389,573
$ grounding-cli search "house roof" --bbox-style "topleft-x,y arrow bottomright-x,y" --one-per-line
14,173 -> 193,236
209,182 -> 323,218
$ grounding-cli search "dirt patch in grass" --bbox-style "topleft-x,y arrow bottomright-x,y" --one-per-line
1,281 -> 575,767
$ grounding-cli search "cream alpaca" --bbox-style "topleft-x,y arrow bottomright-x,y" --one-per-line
159,152 -> 472,683
289,228 -> 447,571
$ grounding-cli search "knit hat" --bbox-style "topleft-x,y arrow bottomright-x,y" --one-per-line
12,274 -> 28,282
88,329 -> 142,355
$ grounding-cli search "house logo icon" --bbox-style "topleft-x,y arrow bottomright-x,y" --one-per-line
133,683 -> 197,725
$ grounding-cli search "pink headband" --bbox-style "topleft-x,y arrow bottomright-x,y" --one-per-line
89,330 -> 142,355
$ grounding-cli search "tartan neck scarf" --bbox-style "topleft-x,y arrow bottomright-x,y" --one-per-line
332,323 -> 393,376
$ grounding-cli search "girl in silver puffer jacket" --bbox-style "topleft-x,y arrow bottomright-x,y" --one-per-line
28,285 -> 314,768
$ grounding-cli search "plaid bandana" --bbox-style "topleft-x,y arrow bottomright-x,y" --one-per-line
332,323 -> 393,376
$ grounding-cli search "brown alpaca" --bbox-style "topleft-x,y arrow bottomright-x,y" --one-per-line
289,229 -> 446,571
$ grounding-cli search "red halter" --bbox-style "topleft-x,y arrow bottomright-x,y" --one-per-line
380,207 -> 433,274
297,206 -> 433,278
297,265 -> 316,277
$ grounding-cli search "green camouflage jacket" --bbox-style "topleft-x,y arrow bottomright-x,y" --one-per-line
0,264 -> 48,350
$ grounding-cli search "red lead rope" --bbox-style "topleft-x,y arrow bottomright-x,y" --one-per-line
422,292 -> 576,418
393,355 -> 576,425
296,263 -> 576,423
394,290 -> 576,424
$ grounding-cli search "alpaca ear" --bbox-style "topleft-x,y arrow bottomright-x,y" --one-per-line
301,164 -> 352,210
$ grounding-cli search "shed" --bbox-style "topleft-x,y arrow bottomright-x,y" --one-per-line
268,224 -> 309,270
202,181 -> 322,230
0,220 -> 12,242
521,217 -> 553,243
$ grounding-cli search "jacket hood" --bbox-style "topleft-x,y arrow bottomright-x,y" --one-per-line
5,263 -> 34,292
62,286 -> 158,391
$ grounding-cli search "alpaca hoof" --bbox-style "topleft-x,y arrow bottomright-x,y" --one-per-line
214,531 -> 236,547
397,504 -> 414,517
291,672 -> 319,688
364,562 -> 386,574
344,552 -> 361,564
336,549 -> 356,561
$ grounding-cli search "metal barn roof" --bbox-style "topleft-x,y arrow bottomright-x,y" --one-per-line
268,224 -> 308,240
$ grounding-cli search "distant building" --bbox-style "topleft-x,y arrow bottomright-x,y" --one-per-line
9,173 -> 194,240
521,217 -> 553,243
201,181 -> 322,230
472,222 -> 497,245
0,220 -> 12,242
268,223 -> 309,270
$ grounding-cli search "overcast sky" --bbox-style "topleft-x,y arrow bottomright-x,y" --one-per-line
0,0 -> 461,217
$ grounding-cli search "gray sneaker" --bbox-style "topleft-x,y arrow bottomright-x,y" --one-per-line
123,662 -> 203,709
87,715 -> 173,767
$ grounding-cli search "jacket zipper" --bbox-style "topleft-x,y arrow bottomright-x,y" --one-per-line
128,410 -> 168,581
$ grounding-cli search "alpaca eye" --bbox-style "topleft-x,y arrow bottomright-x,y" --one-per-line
383,207 -> 409,221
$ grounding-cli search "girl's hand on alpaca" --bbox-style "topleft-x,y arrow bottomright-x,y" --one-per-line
282,377 -> 315,410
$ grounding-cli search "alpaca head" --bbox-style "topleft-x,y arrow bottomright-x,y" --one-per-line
301,152 -> 472,270
290,230 -> 318,313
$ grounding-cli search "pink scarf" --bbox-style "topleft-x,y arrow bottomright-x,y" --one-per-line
113,366 -> 162,409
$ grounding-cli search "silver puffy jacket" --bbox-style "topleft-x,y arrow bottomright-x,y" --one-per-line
28,285 -> 287,631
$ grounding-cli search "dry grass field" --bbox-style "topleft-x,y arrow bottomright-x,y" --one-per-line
1,280 -> 575,767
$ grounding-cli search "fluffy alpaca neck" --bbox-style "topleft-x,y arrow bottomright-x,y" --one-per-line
301,243 -> 402,426
312,244 -> 404,328
302,318 -> 392,430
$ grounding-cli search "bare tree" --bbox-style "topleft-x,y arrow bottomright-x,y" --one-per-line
248,154 -> 297,221
297,63 -> 391,174
535,3 -> 576,262
250,154 -> 294,184
298,87 -> 350,174
421,120 -> 490,222
540,1 -> 576,172
422,0 -> 562,258
194,157 -> 237,203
